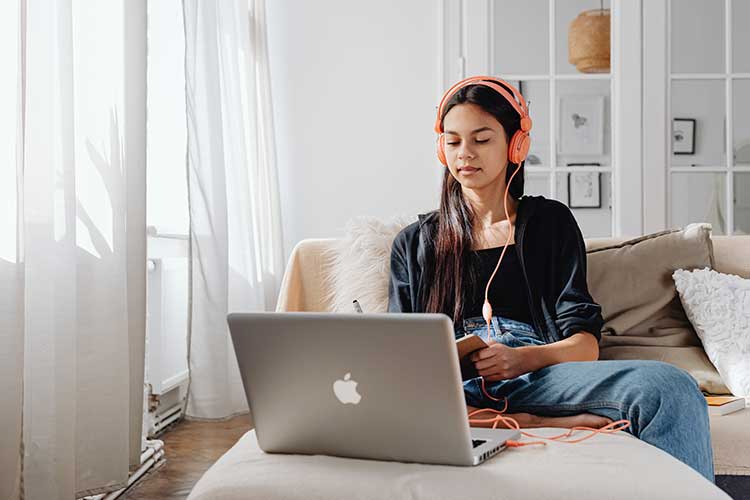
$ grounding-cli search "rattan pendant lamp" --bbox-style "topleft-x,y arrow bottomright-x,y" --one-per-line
568,1 -> 611,73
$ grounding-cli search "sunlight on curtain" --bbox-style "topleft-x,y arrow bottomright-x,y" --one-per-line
0,2 -> 23,498
73,2 -> 129,260
70,1 -> 132,495
183,0 -> 284,419
0,1 -> 146,497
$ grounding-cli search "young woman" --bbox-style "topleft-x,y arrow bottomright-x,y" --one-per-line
387,76 -> 714,482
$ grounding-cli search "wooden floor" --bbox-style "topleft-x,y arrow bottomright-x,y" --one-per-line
123,414 -> 253,500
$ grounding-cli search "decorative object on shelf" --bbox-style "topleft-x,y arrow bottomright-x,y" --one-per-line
568,1 -> 610,73
566,162 -> 601,167
526,154 -> 541,165
559,95 -> 605,155
673,118 -> 696,155
735,140 -> 750,164
568,171 -> 602,208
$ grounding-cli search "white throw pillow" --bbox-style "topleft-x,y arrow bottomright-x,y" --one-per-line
673,267 -> 750,396
321,215 -> 416,313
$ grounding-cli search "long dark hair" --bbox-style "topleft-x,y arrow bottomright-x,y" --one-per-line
423,82 -> 525,324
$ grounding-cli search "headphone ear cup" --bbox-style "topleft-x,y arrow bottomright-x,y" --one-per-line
436,135 -> 447,166
508,131 -> 530,165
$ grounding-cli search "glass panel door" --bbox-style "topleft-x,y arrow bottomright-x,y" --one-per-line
491,0 -> 613,237
668,0 -> 749,234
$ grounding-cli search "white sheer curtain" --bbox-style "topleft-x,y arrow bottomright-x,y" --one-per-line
182,0 -> 284,419
0,0 -> 147,497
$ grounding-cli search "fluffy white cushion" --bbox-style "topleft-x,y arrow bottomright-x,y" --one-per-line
321,215 -> 415,313
673,267 -> 750,396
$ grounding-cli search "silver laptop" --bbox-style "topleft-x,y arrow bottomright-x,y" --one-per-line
227,312 -> 520,466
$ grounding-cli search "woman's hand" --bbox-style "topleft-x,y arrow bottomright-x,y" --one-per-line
470,339 -> 534,381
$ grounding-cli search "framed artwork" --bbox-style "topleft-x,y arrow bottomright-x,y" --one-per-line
566,162 -> 601,168
673,118 -> 696,155
558,95 -> 605,155
568,171 -> 601,209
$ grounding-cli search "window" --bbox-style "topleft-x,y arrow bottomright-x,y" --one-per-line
147,0 -> 188,237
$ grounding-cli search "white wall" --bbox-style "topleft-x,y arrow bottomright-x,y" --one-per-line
266,0 -> 443,260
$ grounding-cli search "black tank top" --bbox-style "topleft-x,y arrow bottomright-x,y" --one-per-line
462,244 -> 533,325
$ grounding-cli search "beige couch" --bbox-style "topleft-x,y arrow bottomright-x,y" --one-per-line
188,228 -> 748,500
275,231 -> 750,481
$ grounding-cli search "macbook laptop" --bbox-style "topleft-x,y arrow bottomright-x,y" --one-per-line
227,312 -> 520,466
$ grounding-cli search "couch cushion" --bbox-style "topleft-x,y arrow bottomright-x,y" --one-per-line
585,224 -> 730,394
712,235 -> 750,279
586,223 -> 714,340
320,216 -> 415,313
710,407 -> 750,476
187,429 -> 728,500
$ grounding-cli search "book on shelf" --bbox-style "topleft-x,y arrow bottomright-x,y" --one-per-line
705,396 -> 746,416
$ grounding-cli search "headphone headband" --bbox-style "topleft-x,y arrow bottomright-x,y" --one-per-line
434,75 -> 533,167
433,76 -> 531,134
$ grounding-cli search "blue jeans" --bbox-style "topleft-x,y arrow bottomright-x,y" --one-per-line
460,316 -> 715,483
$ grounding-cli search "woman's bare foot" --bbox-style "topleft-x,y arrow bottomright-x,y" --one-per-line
467,405 -> 613,429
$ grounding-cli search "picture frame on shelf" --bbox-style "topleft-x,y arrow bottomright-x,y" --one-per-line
566,162 -> 601,168
558,95 -> 605,155
672,118 -> 696,155
568,171 -> 601,209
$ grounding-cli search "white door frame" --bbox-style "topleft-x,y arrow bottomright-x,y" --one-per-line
613,0 -> 644,237
642,0 -> 669,233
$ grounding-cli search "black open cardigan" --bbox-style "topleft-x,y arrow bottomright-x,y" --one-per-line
386,195 -> 604,343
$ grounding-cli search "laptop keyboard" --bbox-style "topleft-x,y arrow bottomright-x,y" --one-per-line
472,439 -> 487,448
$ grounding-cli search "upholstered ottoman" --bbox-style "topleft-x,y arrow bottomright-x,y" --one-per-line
187,428 -> 729,500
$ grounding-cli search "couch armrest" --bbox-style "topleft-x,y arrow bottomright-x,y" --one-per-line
276,239 -> 338,312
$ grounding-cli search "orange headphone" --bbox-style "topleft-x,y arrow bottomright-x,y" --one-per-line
434,76 -> 533,167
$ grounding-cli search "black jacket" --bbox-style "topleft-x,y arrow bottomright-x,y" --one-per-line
387,195 -> 604,344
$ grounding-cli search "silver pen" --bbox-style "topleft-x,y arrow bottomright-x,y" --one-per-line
352,300 -> 363,313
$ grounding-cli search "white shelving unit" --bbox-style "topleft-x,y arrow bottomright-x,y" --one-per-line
666,0 -> 750,235
441,0 -> 645,237
645,0 -> 750,235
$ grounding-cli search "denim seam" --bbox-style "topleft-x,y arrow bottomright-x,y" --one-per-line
504,329 -> 536,336
464,328 -> 537,335
510,400 -> 627,413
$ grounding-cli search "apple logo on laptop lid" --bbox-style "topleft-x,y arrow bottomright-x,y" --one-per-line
333,373 -> 362,405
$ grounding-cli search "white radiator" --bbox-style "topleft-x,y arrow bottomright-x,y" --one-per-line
145,227 -> 190,437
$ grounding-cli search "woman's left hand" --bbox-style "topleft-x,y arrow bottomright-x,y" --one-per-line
470,340 -> 534,381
